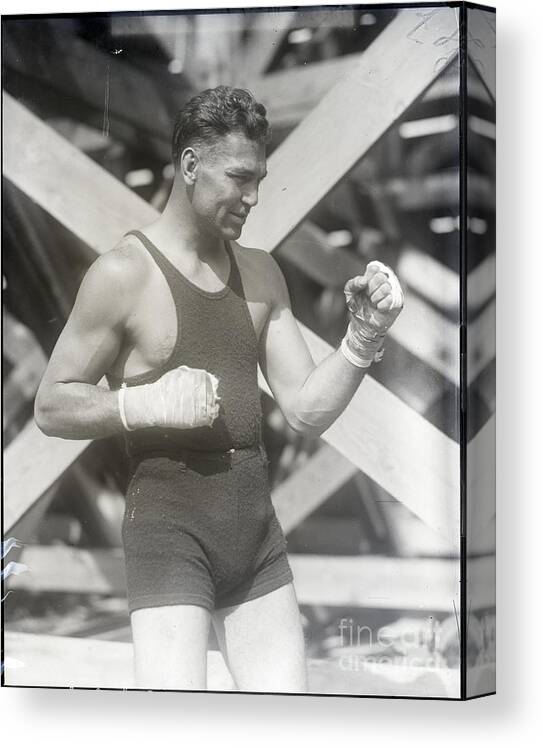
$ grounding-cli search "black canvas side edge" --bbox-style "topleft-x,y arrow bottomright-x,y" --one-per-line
462,2 -> 496,13
459,2 -> 468,702
0,3 -> 482,23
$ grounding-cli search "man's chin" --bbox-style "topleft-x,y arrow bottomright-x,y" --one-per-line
221,225 -> 243,241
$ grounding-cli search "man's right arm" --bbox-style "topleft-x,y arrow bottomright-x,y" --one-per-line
34,248 -> 137,440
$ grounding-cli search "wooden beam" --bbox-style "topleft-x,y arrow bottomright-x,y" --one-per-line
3,94 -> 461,540
3,631 -> 461,696
255,52 -> 363,128
272,445 -> 358,534
2,308 -> 48,432
7,546 -> 126,595
240,8 -> 460,251
430,60 -> 491,104
3,346 -> 47,430
289,555 -> 493,612
3,308 -> 42,364
8,546 -> 496,613
256,52 -> 490,130
3,419 -> 91,532
2,94 -> 156,255
392,294 -> 495,387
312,328 -> 459,543
392,292 -> 459,382
288,7 -> 358,30
5,348 -> 47,405
382,172 -> 493,211
2,314 -> 47,399
276,221 -> 359,288
398,248 -> 495,314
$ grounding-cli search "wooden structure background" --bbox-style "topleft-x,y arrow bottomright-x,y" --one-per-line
2,6 -> 495,696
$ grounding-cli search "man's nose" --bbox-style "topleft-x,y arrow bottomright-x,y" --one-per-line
242,183 -> 259,208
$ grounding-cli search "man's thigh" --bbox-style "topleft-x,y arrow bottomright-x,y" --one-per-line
212,582 -> 307,693
131,603 -> 211,690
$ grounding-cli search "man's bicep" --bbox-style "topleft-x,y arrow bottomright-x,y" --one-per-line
259,257 -> 315,405
42,257 -> 129,386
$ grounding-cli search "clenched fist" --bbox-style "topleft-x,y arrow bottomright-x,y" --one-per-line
341,260 -> 404,368
119,365 -> 220,431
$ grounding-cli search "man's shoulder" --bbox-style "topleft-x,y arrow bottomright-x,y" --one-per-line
232,241 -> 288,305
232,241 -> 282,278
89,234 -> 150,288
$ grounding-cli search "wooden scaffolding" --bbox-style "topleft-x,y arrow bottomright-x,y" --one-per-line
2,6 -> 495,695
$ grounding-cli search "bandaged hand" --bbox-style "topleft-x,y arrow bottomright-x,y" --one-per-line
341,260 -> 404,368
119,365 -> 220,431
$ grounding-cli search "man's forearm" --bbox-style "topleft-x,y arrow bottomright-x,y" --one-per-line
34,381 -> 123,440
291,348 -> 368,436
290,260 -> 404,436
35,363 -> 220,439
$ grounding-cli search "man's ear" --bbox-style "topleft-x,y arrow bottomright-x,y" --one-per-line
180,147 -> 198,186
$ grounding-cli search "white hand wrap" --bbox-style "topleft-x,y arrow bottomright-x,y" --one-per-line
341,260 -> 404,369
118,365 -> 220,431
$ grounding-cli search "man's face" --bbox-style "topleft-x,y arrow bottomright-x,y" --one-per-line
190,132 -> 267,240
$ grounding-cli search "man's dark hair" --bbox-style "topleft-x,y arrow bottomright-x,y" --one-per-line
171,86 -> 271,170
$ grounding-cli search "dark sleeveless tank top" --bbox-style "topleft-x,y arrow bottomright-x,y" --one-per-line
107,230 -> 263,456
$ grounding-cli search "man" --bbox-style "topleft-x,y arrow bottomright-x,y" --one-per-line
34,86 -> 403,692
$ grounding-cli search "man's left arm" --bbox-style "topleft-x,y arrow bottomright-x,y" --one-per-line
258,254 -> 403,437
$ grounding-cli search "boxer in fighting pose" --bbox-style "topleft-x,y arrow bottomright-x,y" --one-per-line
35,87 -> 403,692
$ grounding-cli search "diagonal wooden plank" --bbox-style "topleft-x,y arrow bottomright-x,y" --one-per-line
272,444 -> 358,534
3,308 -> 42,364
255,52 -> 489,130
3,348 -> 48,430
2,94 -> 157,253
3,376 -> 111,532
398,248 -> 495,314
392,294 -> 495,387
240,7 -> 460,251
256,52 -> 365,128
2,94 -> 460,540
301,326 -> 459,544
3,420 -> 91,532
276,221 -> 360,287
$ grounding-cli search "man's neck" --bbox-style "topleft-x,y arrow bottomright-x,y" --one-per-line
153,183 -> 223,261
